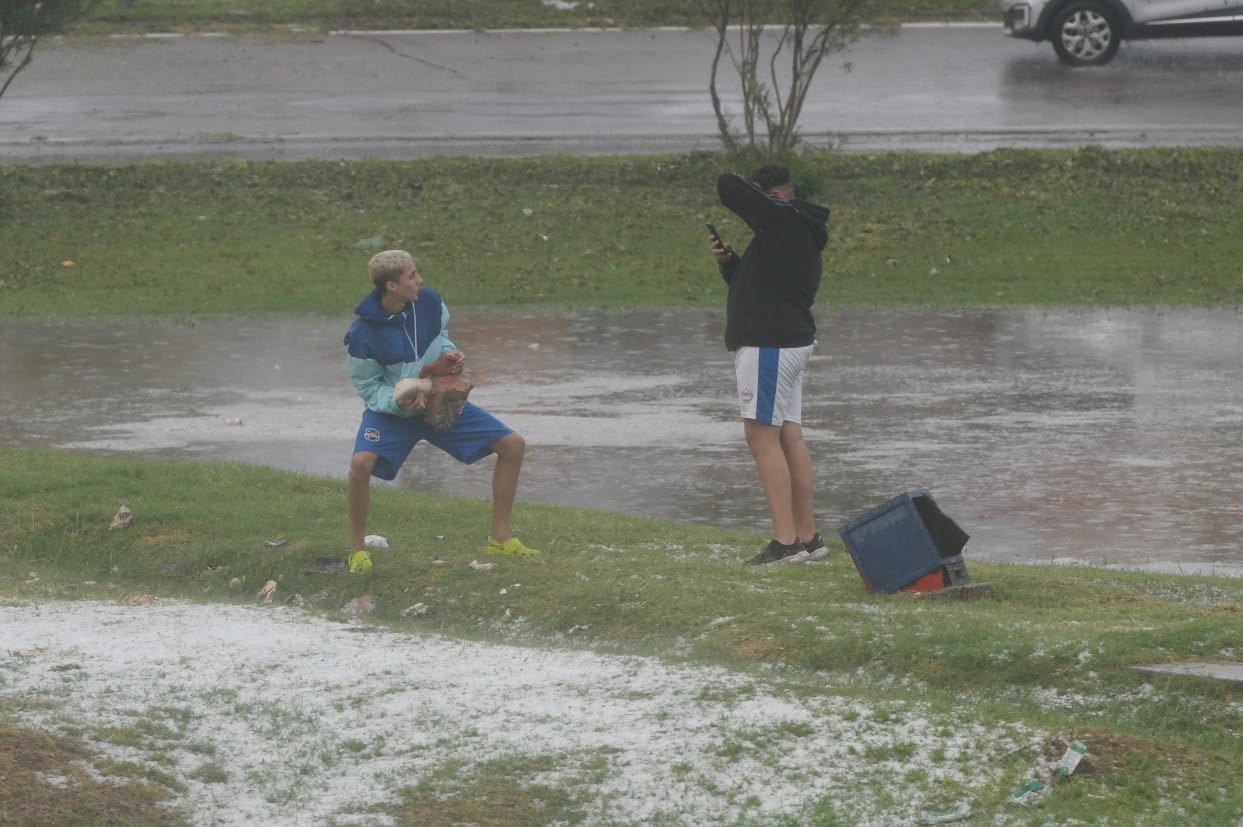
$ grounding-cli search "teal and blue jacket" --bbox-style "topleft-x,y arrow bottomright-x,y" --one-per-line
344,286 -> 457,417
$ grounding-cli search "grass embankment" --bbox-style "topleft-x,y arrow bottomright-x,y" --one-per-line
72,0 -> 999,36
3,149 -> 1243,316
1,449 -> 1242,824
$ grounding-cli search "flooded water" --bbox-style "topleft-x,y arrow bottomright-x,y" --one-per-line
2,307 -> 1241,576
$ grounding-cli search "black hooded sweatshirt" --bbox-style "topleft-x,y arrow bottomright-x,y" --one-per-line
716,172 -> 830,351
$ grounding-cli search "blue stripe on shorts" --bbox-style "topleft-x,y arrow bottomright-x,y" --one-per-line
756,347 -> 780,424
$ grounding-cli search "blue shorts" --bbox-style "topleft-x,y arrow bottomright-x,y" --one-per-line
353,403 -> 513,481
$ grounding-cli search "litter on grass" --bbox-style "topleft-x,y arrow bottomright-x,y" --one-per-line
1057,741 -> 1089,776
109,504 -> 133,530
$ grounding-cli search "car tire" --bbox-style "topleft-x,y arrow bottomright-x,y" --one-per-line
1050,1 -> 1121,66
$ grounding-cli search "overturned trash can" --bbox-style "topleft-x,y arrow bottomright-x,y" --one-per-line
838,489 -> 987,596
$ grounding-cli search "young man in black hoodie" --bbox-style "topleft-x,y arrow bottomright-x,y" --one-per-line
711,162 -> 830,565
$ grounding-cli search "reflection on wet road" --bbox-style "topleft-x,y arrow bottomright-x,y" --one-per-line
2,307 -> 1240,575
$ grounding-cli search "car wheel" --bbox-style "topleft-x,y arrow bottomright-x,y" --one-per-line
1050,1 -> 1121,66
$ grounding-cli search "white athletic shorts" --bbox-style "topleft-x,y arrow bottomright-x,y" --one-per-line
734,344 -> 814,426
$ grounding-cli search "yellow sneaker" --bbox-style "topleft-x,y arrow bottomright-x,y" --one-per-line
348,550 -> 373,573
484,537 -> 541,557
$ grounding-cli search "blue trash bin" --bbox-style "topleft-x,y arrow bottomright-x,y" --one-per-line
837,489 -> 970,594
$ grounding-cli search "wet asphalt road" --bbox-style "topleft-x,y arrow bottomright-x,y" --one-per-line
2,25 -> 1243,163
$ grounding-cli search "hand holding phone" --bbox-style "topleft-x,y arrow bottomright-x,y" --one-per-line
705,222 -> 735,264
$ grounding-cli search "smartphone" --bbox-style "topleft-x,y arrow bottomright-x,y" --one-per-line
705,222 -> 723,245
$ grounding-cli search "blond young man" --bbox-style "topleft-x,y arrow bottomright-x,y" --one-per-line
343,250 -> 540,572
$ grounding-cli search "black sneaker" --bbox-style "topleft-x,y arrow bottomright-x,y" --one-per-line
802,533 -> 829,561
747,539 -> 805,565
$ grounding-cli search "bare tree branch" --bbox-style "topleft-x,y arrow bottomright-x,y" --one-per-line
1,0 -> 100,102
704,0 -> 875,156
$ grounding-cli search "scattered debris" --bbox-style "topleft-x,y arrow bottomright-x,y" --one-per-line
262,537 -> 288,548
123,592 -> 157,605
50,662 -> 82,672
469,560 -> 495,571
225,417 -> 243,426
364,534 -> 389,549
343,595 -> 375,615
401,603 -> 429,618
228,577 -> 244,588
499,588 -> 508,595
257,580 -> 277,603
1056,741 -> 1088,776
432,556 -> 447,565
921,801 -> 972,824
1008,778 -> 1046,806
1135,661 -> 1243,687
110,504 -> 133,530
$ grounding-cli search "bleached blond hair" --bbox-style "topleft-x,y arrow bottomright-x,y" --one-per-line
368,249 -> 414,288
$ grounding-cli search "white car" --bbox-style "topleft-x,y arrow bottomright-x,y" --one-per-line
1000,0 -> 1243,65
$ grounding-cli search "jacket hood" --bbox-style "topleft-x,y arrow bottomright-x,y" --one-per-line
353,287 -> 404,323
793,199 -> 831,252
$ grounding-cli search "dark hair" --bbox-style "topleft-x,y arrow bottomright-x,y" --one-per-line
749,162 -> 792,192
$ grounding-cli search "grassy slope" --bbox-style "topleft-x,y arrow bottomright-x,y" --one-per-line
1,449 -> 1241,824
3,149 -> 1243,317
72,0 -> 1000,36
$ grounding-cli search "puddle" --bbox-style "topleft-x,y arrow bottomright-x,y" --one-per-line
2,307 -> 1241,576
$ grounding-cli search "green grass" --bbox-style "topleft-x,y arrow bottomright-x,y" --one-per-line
71,0 -> 999,36
0,724 -> 183,826
2,447 -> 1242,824
3,148 -> 1243,317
